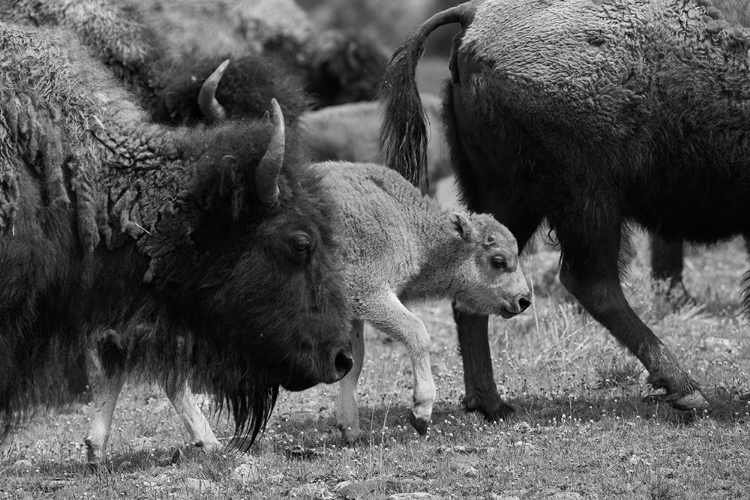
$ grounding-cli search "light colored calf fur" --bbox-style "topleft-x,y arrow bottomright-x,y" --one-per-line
301,93 -> 452,197
317,162 -> 529,442
84,161 -> 528,460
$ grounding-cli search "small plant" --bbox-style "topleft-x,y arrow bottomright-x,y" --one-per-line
594,356 -> 644,389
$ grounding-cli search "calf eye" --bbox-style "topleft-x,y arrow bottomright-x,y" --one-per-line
491,256 -> 507,270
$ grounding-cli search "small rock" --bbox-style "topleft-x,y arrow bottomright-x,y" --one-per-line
267,473 -> 285,483
231,462 -> 261,484
184,478 -> 215,492
12,459 -> 33,469
461,465 -> 479,478
288,482 -> 332,498
388,494 -> 438,500
334,481 -> 354,491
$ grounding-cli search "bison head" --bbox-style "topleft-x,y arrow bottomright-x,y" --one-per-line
158,100 -> 352,443
305,31 -> 389,107
154,54 -> 310,126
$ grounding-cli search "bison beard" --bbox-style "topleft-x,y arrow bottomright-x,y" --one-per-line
0,25 -> 352,447
380,0 -> 750,418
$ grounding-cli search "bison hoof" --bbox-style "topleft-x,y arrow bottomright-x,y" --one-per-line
672,390 -> 711,412
643,388 -> 711,412
462,394 -> 515,421
409,412 -> 429,435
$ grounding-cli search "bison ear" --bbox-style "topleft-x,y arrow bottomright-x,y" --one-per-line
451,212 -> 476,242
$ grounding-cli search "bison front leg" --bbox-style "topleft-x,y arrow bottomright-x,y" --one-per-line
556,219 -> 709,412
453,306 -> 515,420
163,378 -> 222,453
85,368 -> 126,468
365,292 -> 436,435
336,319 -> 365,443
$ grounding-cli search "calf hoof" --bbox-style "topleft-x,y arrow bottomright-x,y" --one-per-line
408,412 -> 429,435
84,437 -> 104,470
193,440 -> 223,453
341,428 -> 361,444
463,393 -> 515,421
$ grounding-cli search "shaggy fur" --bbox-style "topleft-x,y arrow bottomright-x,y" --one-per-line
153,54 -> 312,126
126,0 -> 389,108
649,0 -> 750,292
301,94 -> 452,196
380,0 -> 750,419
0,0 -> 164,106
1,0 -> 388,119
0,23 -> 352,445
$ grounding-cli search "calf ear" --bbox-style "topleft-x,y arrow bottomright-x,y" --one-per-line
451,212 -> 476,242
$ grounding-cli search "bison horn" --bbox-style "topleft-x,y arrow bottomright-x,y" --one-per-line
198,59 -> 230,122
255,99 -> 285,206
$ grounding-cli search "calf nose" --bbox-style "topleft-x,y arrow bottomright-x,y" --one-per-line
333,349 -> 354,380
517,294 -> 532,312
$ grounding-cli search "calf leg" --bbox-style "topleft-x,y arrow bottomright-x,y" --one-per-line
363,292 -> 435,435
336,319 -> 365,443
85,368 -> 126,467
556,219 -> 709,411
163,378 -> 221,452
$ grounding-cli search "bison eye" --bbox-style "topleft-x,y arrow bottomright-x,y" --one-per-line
290,233 -> 312,254
491,256 -> 507,270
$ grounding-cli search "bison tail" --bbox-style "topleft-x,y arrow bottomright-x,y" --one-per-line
379,2 -> 472,188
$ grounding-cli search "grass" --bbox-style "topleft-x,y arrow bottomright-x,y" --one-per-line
2,229 -> 750,499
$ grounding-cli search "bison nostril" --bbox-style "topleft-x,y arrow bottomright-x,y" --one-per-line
334,350 -> 354,378
518,296 -> 532,311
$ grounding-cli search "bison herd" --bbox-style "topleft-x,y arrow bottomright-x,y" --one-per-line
0,0 -> 748,467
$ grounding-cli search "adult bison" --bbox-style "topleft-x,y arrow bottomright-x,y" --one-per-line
380,0 -> 750,418
0,23 -> 353,443
1,0 -> 387,118
648,0 -> 750,301
125,0 -> 389,108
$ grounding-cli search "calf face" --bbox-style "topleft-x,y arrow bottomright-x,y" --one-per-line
450,213 -> 531,318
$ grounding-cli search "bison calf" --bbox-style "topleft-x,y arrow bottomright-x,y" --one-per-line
317,162 -> 530,442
